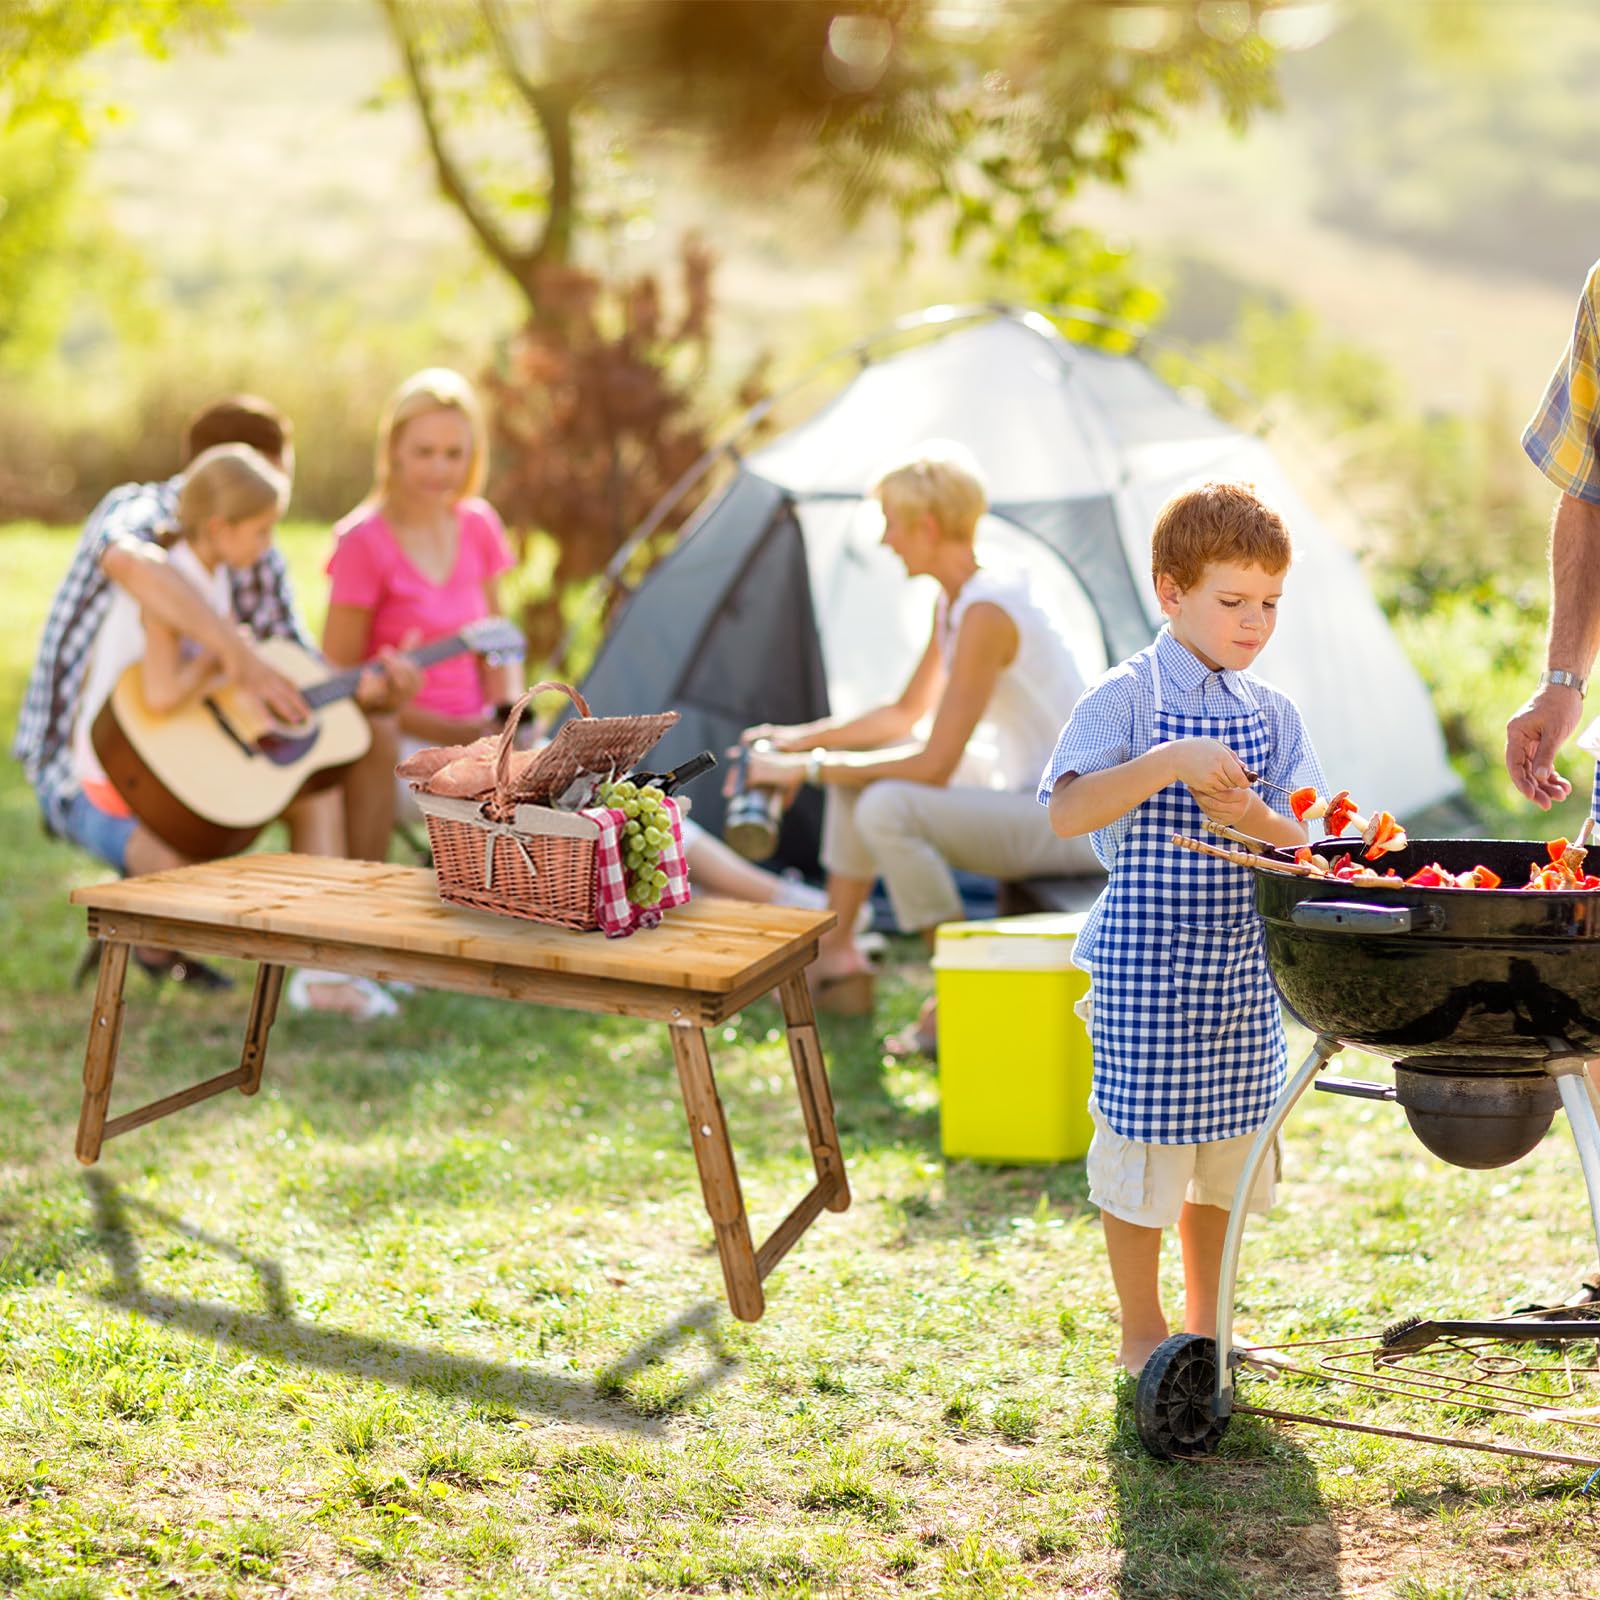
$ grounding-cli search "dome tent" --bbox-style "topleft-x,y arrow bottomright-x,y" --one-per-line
578,308 -> 1459,871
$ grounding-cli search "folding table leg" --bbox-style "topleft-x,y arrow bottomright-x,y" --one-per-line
239,964 -> 285,1096
77,942 -> 131,1166
777,974 -> 851,1213
668,1023 -> 764,1322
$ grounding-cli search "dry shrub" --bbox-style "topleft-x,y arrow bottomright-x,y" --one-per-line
483,235 -> 767,664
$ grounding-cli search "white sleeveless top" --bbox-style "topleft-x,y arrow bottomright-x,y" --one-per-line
73,539 -> 233,793
935,566 -> 1088,793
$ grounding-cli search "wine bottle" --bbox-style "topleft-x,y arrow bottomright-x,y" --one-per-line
622,749 -> 717,797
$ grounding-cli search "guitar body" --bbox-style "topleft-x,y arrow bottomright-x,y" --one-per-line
92,638 -> 372,860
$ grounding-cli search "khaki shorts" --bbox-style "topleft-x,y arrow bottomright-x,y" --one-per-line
1085,1094 -> 1282,1230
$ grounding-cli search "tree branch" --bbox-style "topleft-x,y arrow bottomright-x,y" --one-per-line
480,0 -> 576,268
377,0 -> 538,300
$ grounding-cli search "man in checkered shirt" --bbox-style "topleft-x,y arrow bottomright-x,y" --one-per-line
1505,260 -> 1600,1312
1507,258 -> 1600,812
14,395 -> 416,874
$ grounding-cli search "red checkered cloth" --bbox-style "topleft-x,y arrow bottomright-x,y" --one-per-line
582,795 -> 691,937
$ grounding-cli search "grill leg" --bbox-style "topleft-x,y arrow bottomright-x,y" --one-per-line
1551,1061 -> 1600,1271
1214,1033 -> 1343,1416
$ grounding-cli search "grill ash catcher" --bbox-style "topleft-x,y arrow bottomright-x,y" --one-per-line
1135,833 -> 1600,1471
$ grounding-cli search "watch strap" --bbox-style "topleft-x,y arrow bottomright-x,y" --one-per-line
1541,669 -> 1589,695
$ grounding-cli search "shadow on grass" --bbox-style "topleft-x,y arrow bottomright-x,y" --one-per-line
83,1171 -> 738,1434
1111,1385 -> 1343,1600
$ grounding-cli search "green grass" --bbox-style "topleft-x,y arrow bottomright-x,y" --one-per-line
6,522 -> 1600,1596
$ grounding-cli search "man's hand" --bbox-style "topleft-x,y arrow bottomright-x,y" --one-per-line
1505,684 -> 1580,809
1165,737 -> 1249,795
222,631 -> 309,725
355,647 -> 422,715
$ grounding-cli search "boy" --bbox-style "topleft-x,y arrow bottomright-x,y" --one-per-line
1039,481 -> 1326,1374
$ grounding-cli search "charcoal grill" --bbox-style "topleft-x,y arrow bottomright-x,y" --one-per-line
1135,837 -> 1600,1471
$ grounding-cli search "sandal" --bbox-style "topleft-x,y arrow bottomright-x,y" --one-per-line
810,969 -> 876,1016
883,1022 -> 938,1061
286,969 -> 399,1021
139,952 -> 235,991
884,998 -> 938,1061
74,940 -> 234,991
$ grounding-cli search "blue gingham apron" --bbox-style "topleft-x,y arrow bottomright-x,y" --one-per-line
1089,649 -> 1286,1144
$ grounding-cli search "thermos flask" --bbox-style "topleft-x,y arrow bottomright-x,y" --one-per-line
724,741 -> 784,861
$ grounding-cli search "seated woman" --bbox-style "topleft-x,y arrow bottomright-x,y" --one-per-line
324,367 -> 520,771
735,443 -> 1103,1046
322,367 -> 835,916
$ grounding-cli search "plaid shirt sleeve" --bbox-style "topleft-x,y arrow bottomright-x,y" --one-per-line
1035,669 -> 1136,805
230,546 -> 313,649
1523,261 -> 1600,504
11,481 -> 172,820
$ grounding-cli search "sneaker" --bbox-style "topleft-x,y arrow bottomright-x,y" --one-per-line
286,969 -> 399,1021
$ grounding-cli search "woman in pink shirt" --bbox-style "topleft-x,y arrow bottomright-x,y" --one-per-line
324,368 -> 521,761
324,367 -> 850,921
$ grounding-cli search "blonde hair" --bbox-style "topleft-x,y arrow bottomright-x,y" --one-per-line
175,444 -> 289,542
1151,480 -> 1291,592
872,441 -> 988,543
371,367 -> 487,505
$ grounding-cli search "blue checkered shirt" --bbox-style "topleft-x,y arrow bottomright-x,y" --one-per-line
12,477 -> 311,835
1036,627 -> 1326,968
1524,259 -> 1600,503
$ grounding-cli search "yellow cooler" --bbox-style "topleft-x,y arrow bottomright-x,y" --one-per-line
932,912 -> 1093,1164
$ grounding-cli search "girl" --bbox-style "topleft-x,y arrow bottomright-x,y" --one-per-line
71,443 -> 396,1018
71,443 -> 295,882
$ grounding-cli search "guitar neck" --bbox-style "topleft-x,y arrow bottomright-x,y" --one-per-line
304,634 -> 467,710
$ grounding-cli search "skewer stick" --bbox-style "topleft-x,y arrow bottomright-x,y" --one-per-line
1171,833 -> 1323,877
1560,815 -> 1595,880
1203,818 -> 1283,851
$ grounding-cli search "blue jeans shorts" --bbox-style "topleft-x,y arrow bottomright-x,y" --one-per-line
59,788 -> 137,875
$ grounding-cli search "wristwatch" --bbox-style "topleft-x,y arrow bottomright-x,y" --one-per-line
805,748 -> 825,785
1540,669 -> 1589,696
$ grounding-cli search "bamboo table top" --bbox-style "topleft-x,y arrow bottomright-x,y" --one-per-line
71,854 -> 835,997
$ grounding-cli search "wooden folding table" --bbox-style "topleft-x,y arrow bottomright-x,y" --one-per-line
70,854 -> 850,1321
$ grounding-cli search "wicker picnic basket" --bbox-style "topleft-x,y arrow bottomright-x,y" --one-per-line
411,682 -> 679,930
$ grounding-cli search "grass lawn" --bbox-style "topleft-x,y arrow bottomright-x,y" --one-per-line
5,523 -> 1600,1599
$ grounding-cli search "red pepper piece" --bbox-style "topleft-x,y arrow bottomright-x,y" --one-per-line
1405,865 -> 1446,887
1323,791 -> 1355,836
1471,866 -> 1501,889
1289,786 -> 1319,822
1548,837 -> 1571,864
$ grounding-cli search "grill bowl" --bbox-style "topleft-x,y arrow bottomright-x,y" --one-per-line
1253,837 -> 1600,1062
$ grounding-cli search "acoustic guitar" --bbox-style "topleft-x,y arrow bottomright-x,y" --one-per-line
91,617 -> 524,860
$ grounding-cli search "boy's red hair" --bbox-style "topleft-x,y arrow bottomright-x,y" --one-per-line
1151,481 -> 1291,591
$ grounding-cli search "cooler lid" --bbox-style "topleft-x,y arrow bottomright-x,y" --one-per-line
936,913 -> 1088,941
932,912 -> 1088,972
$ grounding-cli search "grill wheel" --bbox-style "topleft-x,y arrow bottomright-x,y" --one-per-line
1134,1334 -> 1230,1459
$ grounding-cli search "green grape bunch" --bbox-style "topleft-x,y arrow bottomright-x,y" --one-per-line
595,779 -> 675,909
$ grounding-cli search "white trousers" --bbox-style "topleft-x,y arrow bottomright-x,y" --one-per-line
821,781 -> 1103,932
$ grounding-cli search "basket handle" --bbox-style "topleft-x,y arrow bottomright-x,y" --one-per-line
492,680 -> 590,798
